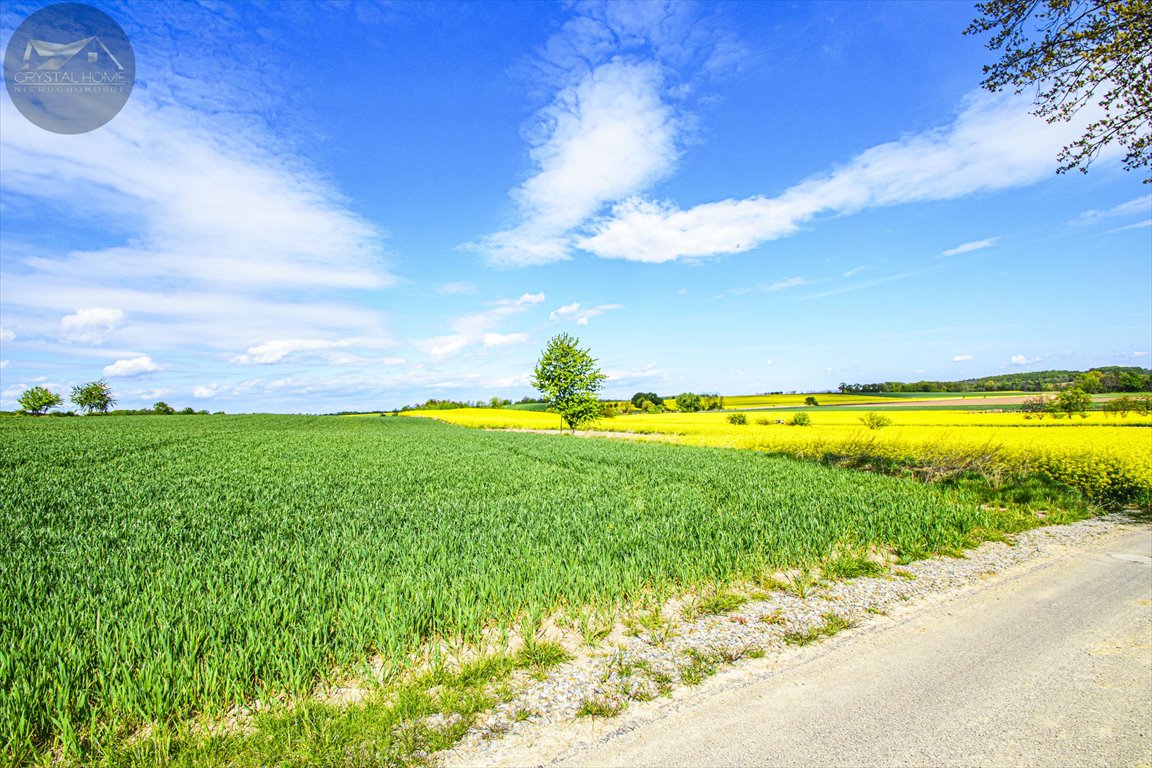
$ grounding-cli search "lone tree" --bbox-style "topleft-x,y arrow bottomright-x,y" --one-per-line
71,379 -> 116,414
966,0 -> 1152,182
532,333 -> 607,432
17,386 -> 62,415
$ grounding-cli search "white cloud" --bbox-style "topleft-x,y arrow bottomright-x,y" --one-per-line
939,237 -> 998,258
483,333 -> 528,348
1009,354 -> 1039,366
0,360 -> 8,369
59,308 -> 124,345
103,356 -> 163,377
842,266 -> 869,278
468,1 -> 742,268
952,354 -> 974,362
761,277 -> 807,292
549,303 -> 581,320
577,91 -> 1112,263
473,61 -> 679,266
549,302 -> 623,325
0,327 -> 14,343
193,384 -> 221,398
578,195 -> 797,263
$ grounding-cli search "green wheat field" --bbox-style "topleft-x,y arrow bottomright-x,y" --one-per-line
2,415 -> 1048,762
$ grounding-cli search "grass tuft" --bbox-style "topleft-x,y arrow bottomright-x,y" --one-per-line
575,696 -> 623,719
783,612 -> 857,646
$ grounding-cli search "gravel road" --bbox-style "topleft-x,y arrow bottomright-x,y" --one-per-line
440,519 -> 1151,768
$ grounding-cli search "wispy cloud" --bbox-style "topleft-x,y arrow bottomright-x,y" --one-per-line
760,277 -> 807,292
952,354 -> 973,363
483,332 -> 528,348
577,92 -> 1112,263
602,363 -> 667,385
231,339 -> 367,366
800,269 -> 924,300
1106,219 -> 1151,234
938,237 -> 998,258
413,293 -> 545,360
0,89 -> 397,368
713,287 -> 752,300
1072,194 -> 1151,225
549,302 -> 623,325
437,282 -> 478,295
1008,354 -> 1039,366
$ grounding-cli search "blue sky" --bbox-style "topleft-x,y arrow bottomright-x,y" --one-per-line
1,0 -> 1148,413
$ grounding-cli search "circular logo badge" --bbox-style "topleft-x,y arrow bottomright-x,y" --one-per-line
3,3 -> 135,134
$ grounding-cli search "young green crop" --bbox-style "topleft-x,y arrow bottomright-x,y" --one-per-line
0,415 -> 1038,761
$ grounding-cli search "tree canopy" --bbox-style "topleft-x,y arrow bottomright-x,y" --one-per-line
71,379 -> 116,414
675,392 -> 703,413
966,0 -> 1152,182
531,333 -> 607,432
18,386 -> 62,415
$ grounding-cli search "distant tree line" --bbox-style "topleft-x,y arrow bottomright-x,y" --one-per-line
391,396 -> 540,413
838,367 -> 1150,394
1021,390 -> 1151,419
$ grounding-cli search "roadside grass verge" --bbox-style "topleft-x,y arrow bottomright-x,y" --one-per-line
93,647 -> 570,768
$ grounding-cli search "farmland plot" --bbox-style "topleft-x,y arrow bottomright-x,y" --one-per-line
2,416 -> 1048,760
412,408 -> 1152,506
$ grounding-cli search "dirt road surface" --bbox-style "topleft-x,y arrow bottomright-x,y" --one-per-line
541,525 -> 1152,768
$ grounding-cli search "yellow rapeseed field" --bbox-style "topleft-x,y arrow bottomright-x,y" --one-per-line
405,407 -> 1152,505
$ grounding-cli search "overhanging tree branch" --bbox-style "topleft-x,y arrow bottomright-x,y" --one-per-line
966,0 -> 1151,182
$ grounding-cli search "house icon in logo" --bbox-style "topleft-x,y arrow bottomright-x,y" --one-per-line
21,36 -> 124,71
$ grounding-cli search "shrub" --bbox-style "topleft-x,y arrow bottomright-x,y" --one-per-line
789,412 -> 812,426
860,412 -> 892,430
727,413 -> 747,425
